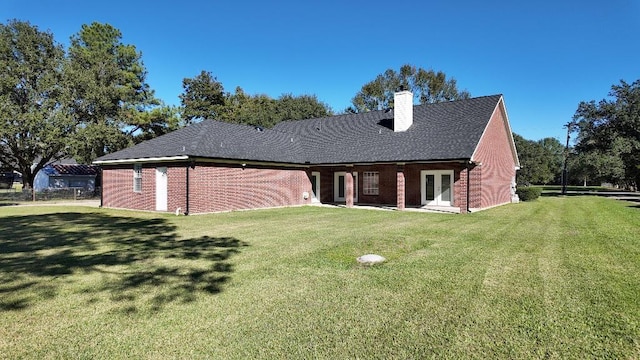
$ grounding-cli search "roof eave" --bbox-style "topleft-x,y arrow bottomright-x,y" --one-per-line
93,155 -> 190,165
308,158 -> 472,167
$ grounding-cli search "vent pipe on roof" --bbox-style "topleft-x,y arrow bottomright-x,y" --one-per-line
393,88 -> 413,132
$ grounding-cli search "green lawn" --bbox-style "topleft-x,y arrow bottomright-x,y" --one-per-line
1,197 -> 639,359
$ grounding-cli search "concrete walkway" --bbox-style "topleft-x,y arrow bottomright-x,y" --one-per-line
557,190 -> 640,201
4,200 -> 101,208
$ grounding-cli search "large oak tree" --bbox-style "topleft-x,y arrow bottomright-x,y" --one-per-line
0,20 -> 73,189
349,64 -> 470,113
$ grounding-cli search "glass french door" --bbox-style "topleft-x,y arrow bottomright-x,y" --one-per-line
421,170 -> 453,206
334,172 -> 358,203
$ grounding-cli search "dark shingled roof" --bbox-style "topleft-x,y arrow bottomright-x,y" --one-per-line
95,120 -> 306,163
44,164 -> 99,176
95,95 -> 503,165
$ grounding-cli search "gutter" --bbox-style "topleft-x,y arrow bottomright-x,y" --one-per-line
93,155 -> 189,165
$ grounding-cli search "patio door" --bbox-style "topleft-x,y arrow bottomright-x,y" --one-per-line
421,170 -> 453,206
334,172 -> 358,203
155,167 -> 168,211
311,171 -> 320,203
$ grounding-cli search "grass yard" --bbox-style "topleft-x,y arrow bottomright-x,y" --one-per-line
1,197 -> 639,359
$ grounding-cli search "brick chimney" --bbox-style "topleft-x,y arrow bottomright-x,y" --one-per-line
393,88 -> 413,132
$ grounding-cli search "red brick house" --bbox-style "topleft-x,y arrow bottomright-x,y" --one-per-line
94,92 -> 520,214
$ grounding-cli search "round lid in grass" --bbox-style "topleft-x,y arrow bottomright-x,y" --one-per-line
357,254 -> 386,265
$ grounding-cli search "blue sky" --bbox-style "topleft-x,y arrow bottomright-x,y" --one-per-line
4,0 -> 639,142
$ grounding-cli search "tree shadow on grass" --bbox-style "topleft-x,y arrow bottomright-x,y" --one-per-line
621,198 -> 640,210
0,212 -> 248,313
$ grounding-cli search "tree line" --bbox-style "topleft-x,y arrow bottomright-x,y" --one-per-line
0,20 -> 468,189
3,20 -> 636,191
515,80 -> 639,191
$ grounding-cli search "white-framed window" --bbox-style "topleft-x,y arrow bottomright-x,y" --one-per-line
133,164 -> 142,192
363,171 -> 379,195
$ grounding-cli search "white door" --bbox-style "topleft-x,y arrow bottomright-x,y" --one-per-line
334,172 -> 358,203
311,171 -> 320,203
421,170 -> 453,206
155,167 -> 168,211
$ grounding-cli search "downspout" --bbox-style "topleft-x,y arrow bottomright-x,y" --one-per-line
185,161 -> 191,215
466,160 -> 471,213
99,166 -> 103,208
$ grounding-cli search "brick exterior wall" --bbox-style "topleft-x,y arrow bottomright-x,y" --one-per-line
101,153 -> 512,214
102,162 -> 312,214
168,166 -> 187,213
102,164 -> 157,211
471,100 -> 517,209
457,166 -> 468,213
188,163 -> 311,213
469,164 -> 482,209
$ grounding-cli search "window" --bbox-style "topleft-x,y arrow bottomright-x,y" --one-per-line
363,171 -> 379,195
69,179 -> 87,188
133,164 -> 142,192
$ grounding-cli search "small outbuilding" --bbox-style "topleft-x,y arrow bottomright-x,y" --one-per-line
33,163 -> 99,192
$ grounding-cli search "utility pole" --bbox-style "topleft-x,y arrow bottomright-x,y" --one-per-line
561,121 -> 575,195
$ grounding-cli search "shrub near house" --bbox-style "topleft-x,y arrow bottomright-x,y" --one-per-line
516,187 -> 542,201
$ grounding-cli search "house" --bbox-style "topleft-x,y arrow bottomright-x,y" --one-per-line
94,91 -> 520,214
33,161 -> 99,192
0,171 -> 13,189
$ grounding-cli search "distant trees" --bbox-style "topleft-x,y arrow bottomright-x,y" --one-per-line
14,19 -> 638,192
179,73 -> 332,128
130,104 -> 183,144
179,70 -> 226,124
571,80 -> 640,190
514,79 -> 639,190
348,64 -> 470,113
514,134 -> 564,185
217,89 -> 331,128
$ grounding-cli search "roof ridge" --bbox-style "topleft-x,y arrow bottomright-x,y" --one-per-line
412,94 -> 503,107
274,94 -> 503,128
